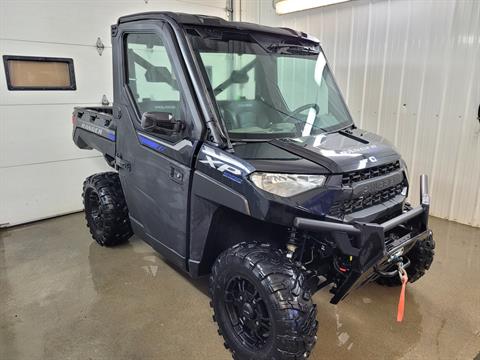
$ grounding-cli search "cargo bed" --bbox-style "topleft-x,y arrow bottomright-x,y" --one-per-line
72,106 -> 116,160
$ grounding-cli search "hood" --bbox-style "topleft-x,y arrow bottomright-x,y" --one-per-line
232,141 -> 327,174
270,128 -> 400,173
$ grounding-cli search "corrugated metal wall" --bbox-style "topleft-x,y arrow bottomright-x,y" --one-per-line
242,0 -> 480,227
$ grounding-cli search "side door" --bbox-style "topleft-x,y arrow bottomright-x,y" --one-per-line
113,23 -> 203,269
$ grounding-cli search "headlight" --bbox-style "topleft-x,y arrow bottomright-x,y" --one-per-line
250,172 -> 326,197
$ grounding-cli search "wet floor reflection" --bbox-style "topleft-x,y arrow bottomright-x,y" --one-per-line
310,284 -> 422,359
0,232 -> 20,360
0,213 -> 479,360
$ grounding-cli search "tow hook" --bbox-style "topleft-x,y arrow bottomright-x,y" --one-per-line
397,261 -> 407,281
375,256 -> 411,277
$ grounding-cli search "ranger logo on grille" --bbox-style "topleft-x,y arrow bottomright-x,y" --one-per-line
352,172 -> 404,198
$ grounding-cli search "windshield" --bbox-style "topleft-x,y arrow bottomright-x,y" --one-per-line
187,29 -> 353,140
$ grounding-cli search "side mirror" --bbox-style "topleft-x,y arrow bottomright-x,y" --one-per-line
140,112 -> 184,135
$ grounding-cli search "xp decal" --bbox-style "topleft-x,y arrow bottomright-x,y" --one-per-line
198,145 -> 254,178
200,155 -> 242,175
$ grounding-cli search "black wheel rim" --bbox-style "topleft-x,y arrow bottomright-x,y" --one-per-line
86,190 -> 103,235
224,276 -> 272,350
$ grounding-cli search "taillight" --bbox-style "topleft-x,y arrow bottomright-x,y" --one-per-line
72,114 -> 77,125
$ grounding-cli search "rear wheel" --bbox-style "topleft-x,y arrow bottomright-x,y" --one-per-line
376,232 -> 435,287
209,243 -> 318,360
83,172 -> 133,246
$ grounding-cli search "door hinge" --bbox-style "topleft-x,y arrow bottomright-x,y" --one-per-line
115,156 -> 131,171
113,106 -> 122,119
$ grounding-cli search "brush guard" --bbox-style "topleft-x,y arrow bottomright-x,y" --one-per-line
294,175 -> 431,304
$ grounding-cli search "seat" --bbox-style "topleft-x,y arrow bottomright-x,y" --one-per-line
219,100 -> 271,130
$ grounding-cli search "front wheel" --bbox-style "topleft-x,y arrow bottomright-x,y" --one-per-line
209,243 -> 318,360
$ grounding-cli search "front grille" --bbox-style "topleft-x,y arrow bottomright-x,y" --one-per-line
329,181 -> 406,218
342,161 -> 401,186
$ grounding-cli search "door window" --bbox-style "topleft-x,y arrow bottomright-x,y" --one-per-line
125,33 -> 183,120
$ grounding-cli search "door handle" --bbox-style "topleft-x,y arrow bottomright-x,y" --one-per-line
169,166 -> 184,184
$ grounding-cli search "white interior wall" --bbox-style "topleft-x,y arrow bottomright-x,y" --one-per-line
241,0 -> 480,227
0,0 -> 227,226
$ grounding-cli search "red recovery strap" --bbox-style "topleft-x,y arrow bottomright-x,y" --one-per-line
397,267 -> 408,322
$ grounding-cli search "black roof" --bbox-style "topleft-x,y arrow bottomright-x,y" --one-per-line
118,12 -> 319,43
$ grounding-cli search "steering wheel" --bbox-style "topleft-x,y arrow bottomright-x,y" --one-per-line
282,103 -> 320,122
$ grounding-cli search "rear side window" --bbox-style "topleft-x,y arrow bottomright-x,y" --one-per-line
125,33 -> 182,118
3,55 -> 76,90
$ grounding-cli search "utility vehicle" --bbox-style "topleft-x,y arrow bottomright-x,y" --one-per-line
73,12 -> 435,360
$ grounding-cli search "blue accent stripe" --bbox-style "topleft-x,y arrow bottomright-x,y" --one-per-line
223,171 -> 243,184
107,132 -> 116,141
138,134 -> 166,152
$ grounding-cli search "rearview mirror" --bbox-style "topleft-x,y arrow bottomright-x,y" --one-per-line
144,66 -> 178,90
230,70 -> 249,84
140,112 -> 184,135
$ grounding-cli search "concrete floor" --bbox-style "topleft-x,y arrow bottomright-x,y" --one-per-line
1,213 -> 479,360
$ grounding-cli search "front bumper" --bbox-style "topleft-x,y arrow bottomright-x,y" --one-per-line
294,175 -> 431,304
